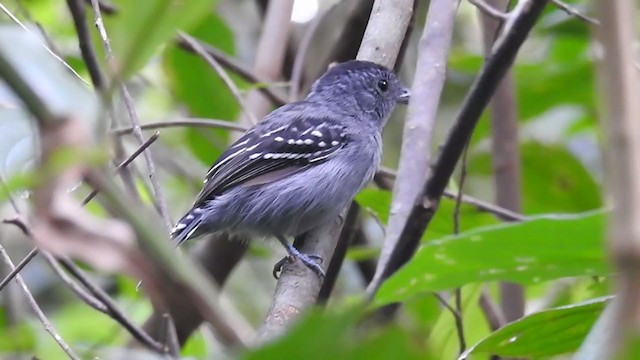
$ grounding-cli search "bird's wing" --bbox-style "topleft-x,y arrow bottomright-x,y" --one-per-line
192,114 -> 348,207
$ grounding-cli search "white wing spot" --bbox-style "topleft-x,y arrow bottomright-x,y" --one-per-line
245,143 -> 260,151
264,153 -> 274,159
295,139 -> 305,145
274,136 -> 284,142
272,153 -> 283,159
318,141 -> 326,147
174,223 -> 186,230
331,141 -> 339,146
249,153 -> 262,159
186,215 -> 194,220
311,130 -> 323,137
287,139 -> 295,144
230,138 -> 249,148
304,139 -> 314,145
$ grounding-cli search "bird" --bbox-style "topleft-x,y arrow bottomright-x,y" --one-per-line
171,60 -> 410,279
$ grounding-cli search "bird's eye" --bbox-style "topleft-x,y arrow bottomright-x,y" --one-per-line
377,79 -> 389,92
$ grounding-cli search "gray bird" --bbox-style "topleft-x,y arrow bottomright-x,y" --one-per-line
171,60 -> 410,278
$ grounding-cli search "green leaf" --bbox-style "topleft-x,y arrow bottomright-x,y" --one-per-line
467,142 -> 601,213
375,210 -> 609,305
163,13 -> 239,164
240,308 -> 431,360
461,296 -> 612,358
108,0 -> 217,78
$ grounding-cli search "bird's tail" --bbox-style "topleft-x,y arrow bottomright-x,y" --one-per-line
170,206 -> 206,246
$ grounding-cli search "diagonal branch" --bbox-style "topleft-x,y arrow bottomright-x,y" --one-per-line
89,0 -> 172,230
367,0 -> 549,297
367,0 -> 461,297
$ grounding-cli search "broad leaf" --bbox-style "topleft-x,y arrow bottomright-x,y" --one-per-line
375,210 -> 609,305
460,296 -> 612,358
108,0 -> 217,78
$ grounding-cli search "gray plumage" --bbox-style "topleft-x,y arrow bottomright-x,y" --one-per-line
171,60 -> 409,277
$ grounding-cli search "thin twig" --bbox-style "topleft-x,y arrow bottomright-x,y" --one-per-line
89,0 -> 172,230
451,144 -> 469,355
0,2 -> 90,86
433,290 -> 466,352
111,118 -> 248,136
289,13 -> 324,101
178,33 -> 258,124
0,246 -> 37,292
41,252 -> 109,313
376,167 -> 526,221
468,0 -> 510,20
550,0 -> 599,25
57,258 -> 167,352
0,244 -> 80,359
66,0 -> 106,90
176,36 -> 287,106
81,131 -> 160,205
478,289 -> 506,331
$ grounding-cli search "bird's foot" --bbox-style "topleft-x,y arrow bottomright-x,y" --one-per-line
273,234 -> 325,279
272,253 -> 324,279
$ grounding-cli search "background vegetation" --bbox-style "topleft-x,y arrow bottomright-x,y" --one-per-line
0,0 -> 632,359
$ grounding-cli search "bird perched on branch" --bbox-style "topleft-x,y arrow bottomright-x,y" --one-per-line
171,60 -> 410,279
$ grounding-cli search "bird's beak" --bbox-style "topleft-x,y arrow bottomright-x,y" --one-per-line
397,87 -> 411,104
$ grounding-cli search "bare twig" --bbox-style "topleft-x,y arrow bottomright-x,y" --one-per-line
368,0 -> 549,297
367,0 -> 460,296
66,0 -> 105,90
468,0 -> 510,20
178,33 -> 258,124
111,118 -> 248,136
241,0 -> 294,126
0,244 -> 80,359
433,291 -> 466,353
289,13 -> 324,101
586,0 -> 640,357
81,132 -> 160,205
480,0 -> 524,324
176,36 -> 287,106
0,2 -> 90,86
0,247 -> 37,292
89,0 -> 172,230
57,257 -> 166,352
41,252 -> 109,314
550,0 -> 599,25
451,144 -> 469,355
478,289 -> 506,331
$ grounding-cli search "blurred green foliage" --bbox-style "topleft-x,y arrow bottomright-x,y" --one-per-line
0,0 -> 613,359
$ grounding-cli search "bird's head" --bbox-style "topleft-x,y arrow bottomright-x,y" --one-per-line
306,60 -> 410,127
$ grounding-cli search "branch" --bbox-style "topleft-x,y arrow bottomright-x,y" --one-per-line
357,0 -> 415,68
375,168 -> 526,221
480,0 -> 524,323
175,36 -> 287,107
367,0 -> 460,296
367,0 -> 549,297
67,0 -> 105,90
550,0 -> 599,25
111,118 -> 248,136
0,243 -> 80,359
178,33 -> 258,124
89,0 -> 172,230
585,0 -> 640,357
